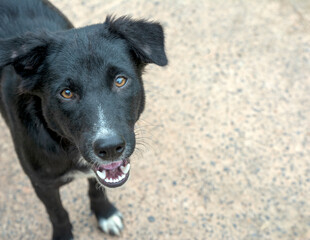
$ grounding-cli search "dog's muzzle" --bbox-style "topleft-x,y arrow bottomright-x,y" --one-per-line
93,159 -> 130,188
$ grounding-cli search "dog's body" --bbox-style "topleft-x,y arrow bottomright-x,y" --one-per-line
0,0 -> 167,239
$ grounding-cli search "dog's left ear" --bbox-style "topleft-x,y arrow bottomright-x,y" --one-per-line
106,16 -> 168,66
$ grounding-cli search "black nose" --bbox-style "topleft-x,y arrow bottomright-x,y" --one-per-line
93,135 -> 125,160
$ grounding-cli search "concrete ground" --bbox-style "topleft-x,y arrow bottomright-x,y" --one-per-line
1,0 -> 310,239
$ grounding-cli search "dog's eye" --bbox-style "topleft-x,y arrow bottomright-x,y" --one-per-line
115,76 -> 127,88
60,89 -> 74,99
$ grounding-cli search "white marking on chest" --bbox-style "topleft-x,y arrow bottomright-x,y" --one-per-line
61,169 -> 95,182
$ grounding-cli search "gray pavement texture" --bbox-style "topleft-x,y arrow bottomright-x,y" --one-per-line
0,0 -> 310,239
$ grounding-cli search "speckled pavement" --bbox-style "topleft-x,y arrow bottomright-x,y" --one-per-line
0,0 -> 310,239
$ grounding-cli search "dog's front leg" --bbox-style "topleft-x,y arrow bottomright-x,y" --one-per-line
88,178 -> 124,236
32,184 -> 73,240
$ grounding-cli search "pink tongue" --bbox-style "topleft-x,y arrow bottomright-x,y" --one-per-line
101,161 -> 123,170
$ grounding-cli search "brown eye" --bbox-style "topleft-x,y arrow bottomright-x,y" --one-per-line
115,76 -> 127,88
61,89 -> 74,99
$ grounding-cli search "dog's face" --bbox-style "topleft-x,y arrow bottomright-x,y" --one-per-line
0,17 -> 167,187
42,35 -> 143,187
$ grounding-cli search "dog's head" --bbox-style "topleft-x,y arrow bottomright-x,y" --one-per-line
0,16 -> 167,187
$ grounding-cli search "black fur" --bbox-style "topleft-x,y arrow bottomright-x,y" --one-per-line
0,0 -> 167,239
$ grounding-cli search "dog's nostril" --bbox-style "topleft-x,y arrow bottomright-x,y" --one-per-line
99,150 -> 107,157
116,146 -> 124,153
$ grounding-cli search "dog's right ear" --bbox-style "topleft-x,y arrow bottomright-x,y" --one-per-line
0,33 -> 52,90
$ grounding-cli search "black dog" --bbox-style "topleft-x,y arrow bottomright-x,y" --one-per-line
0,0 -> 167,239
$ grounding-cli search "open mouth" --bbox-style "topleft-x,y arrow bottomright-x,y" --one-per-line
93,159 -> 130,188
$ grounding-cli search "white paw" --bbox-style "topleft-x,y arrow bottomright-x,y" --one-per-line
98,211 -> 124,236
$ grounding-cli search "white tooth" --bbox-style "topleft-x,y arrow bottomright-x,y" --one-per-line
121,174 -> 125,179
118,176 -> 122,181
120,164 -> 130,174
97,170 -> 106,180
105,178 -> 110,183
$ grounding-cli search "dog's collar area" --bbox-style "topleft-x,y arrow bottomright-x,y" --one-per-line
93,159 -> 130,188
